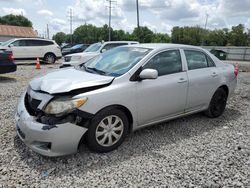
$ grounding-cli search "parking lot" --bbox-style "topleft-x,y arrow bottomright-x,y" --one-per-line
0,62 -> 250,187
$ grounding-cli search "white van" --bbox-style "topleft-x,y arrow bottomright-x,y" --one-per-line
0,38 -> 62,63
61,41 -> 138,68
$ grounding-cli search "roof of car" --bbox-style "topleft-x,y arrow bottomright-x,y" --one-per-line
103,41 -> 138,44
13,38 -> 54,42
129,43 -> 202,50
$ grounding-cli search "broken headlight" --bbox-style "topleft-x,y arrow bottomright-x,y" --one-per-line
44,97 -> 87,116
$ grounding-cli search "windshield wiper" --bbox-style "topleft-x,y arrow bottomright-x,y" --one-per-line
86,66 -> 107,75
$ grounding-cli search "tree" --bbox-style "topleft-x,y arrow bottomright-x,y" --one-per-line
151,33 -> 170,43
171,26 -> 204,45
0,14 -> 32,27
133,26 -> 154,43
228,24 -> 248,46
204,29 -> 228,46
52,32 -> 66,45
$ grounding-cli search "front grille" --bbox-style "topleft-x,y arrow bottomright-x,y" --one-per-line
64,56 -> 71,62
24,93 -> 42,116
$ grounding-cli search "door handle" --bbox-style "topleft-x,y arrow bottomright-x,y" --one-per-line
211,72 -> 218,77
178,78 -> 187,83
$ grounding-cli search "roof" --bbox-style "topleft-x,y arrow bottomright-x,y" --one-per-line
130,43 -> 201,50
0,25 -> 37,38
11,38 -> 54,42
103,41 -> 139,44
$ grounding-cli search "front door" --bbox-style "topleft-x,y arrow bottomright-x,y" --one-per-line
136,50 -> 188,125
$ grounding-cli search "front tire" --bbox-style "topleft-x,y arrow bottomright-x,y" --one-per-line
87,108 -> 129,152
205,88 -> 228,118
44,53 -> 56,64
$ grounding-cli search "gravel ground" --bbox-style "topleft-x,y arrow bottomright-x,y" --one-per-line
0,63 -> 249,187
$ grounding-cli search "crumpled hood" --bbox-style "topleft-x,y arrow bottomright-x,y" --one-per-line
29,68 -> 114,94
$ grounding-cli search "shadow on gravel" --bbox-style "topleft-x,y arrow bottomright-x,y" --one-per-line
0,76 -> 16,83
13,107 -> 242,177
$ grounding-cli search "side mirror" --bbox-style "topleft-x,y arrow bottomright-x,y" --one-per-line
139,69 -> 158,80
101,49 -> 106,53
8,44 -> 14,47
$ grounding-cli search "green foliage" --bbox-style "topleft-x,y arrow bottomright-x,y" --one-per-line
171,24 -> 250,46
52,32 -> 66,45
171,26 -> 204,45
53,23 -> 250,46
133,26 -> 154,43
53,24 -> 171,44
0,14 -> 32,27
228,24 -> 248,46
151,33 -> 171,43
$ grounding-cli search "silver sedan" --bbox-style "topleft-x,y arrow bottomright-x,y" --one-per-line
15,44 -> 237,156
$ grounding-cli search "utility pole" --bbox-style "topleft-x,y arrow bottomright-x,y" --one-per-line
136,0 -> 140,29
204,13 -> 209,30
136,0 -> 141,42
70,8 -> 73,44
107,0 -> 116,41
46,24 -> 49,39
202,13 -> 209,46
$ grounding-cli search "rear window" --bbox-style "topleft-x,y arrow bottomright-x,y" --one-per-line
184,50 -> 215,70
26,40 -> 54,46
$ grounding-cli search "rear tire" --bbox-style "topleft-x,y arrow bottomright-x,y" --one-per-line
204,88 -> 228,118
44,53 -> 56,64
87,108 -> 129,152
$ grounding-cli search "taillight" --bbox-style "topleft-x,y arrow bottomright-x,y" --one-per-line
8,52 -> 14,61
234,63 -> 239,77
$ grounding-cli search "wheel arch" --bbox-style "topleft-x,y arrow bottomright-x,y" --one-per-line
218,85 -> 229,97
77,104 -> 134,150
44,52 -> 56,59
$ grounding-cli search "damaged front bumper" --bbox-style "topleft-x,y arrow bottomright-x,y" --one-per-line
15,93 -> 89,157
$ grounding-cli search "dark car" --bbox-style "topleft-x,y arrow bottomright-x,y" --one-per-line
0,50 -> 16,74
61,43 -> 73,50
62,44 -> 89,56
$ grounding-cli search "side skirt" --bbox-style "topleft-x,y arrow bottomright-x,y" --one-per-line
133,107 -> 207,132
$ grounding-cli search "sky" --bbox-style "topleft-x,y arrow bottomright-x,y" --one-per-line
1,0 -> 250,38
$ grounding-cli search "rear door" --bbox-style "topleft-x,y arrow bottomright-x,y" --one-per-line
136,49 -> 188,125
183,49 -> 221,112
25,40 -> 42,58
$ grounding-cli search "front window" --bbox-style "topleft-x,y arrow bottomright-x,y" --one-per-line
1,39 -> 15,46
83,46 -> 151,77
143,50 -> 182,76
84,42 -> 102,52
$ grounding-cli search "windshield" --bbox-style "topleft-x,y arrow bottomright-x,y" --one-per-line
84,42 -> 102,52
71,44 -> 83,49
1,39 -> 15,46
83,46 -> 151,77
